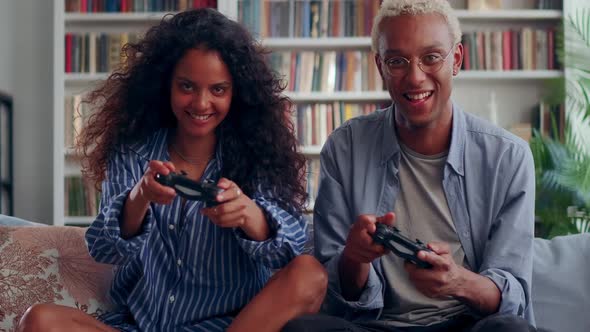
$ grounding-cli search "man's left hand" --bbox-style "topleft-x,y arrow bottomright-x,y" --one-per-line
404,242 -> 466,298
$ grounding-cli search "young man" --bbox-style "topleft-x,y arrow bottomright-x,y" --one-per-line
282,0 -> 536,331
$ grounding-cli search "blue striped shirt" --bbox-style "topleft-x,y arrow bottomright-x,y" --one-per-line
85,129 -> 308,331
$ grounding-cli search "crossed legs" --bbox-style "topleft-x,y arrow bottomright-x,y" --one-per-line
18,254 -> 327,332
17,303 -> 118,332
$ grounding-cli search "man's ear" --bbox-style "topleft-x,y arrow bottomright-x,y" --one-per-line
453,43 -> 464,76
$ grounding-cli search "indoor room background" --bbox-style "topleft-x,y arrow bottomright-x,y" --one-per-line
0,0 -> 587,230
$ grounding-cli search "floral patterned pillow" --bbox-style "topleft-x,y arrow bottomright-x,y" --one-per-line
0,226 -> 115,331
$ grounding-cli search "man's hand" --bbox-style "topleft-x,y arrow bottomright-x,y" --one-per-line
342,213 -> 396,264
405,241 -> 501,314
404,242 -> 464,298
339,212 -> 395,301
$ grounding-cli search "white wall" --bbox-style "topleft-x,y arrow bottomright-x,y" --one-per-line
568,0 -> 589,11
448,0 -> 538,9
10,0 -> 53,223
0,0 -> 15,94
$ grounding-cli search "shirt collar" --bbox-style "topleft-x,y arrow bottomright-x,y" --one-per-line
381,102 -> 465,177
381,103 -> 400,166
446,103 -> 466,176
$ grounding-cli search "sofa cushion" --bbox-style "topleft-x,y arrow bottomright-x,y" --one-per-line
0,226 -> 115,330
532,233 -> 590,332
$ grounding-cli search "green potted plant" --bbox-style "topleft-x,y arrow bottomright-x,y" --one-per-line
531,8 -> 590,238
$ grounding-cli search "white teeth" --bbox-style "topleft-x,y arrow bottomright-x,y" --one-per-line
406,92 -> 432,100
188,113 -> 212,120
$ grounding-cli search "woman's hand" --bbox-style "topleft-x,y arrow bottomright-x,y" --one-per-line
122,160 -> 176,238
201,178 -> 269,241
131,160 -> 177,205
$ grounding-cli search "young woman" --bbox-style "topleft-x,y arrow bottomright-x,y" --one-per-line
18,8 -> 326,332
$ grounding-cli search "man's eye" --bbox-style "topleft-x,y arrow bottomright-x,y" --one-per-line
387,58 -> 406,67
422,54 -> 442,64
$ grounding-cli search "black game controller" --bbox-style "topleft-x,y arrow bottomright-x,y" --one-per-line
372,223 -> 433,269
155,171 -> 224,205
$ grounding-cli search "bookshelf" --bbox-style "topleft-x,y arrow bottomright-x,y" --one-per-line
238,7 -> 564,127
234,0 -> 565,209
53,0 -> 222,226
52,0 -> 566,224
0,91 -> 13,216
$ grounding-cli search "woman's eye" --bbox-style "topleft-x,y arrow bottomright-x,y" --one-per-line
212,87 -> 225,95
180,82 -> 192,91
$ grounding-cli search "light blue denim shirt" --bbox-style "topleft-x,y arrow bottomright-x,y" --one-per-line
313,104 -> 535,324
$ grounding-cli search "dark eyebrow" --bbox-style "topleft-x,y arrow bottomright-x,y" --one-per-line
175,76 -> 232,87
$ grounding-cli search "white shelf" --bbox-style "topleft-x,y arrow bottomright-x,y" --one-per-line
65,73 -> 108,85
64,147 -> 76,156
300,145 -> 322,155
287,91 -> 390,102
65,74 -> 386,97
458,70 -> 564,79
64,9 -> 563,24
264,37 -> 371,49
64,161 -> 82,176
64,70 -> 563,96
65,12 -> 175,23
455,9 -> 562,20
304,201 -> 314,214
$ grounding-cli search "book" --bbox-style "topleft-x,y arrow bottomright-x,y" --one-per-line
467,0 -> 502,10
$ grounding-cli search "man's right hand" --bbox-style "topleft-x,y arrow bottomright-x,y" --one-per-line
338,212 -> 395,301
342,212 -> 396,264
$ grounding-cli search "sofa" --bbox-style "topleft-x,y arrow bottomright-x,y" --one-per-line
0,216 -> 115,331
0,214 -> 588,332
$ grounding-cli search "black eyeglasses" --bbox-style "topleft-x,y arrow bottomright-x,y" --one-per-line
382,44 -> 456,77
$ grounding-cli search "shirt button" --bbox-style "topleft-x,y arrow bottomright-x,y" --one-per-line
169,295 -> 175,303
177,259 -> 182,266
169,224 -> 175,230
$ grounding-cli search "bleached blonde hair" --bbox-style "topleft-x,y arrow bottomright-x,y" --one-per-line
371,0 -> 462,53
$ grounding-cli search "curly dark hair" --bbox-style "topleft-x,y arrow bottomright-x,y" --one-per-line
77,8 -> 308,212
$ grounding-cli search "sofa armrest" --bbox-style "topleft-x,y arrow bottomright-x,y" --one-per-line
0,225 -> 115,330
